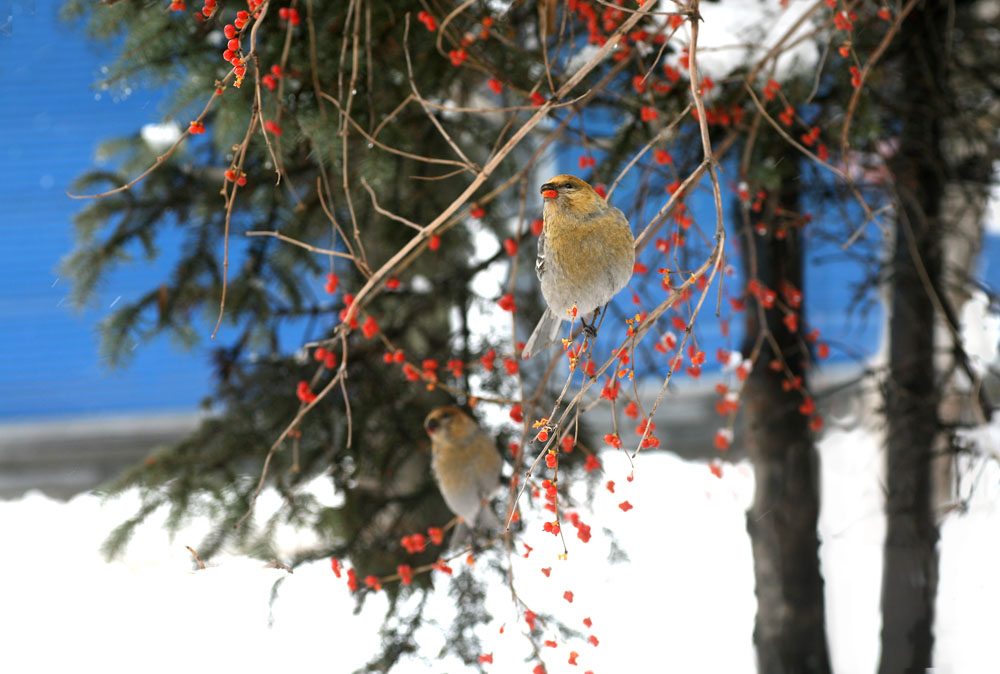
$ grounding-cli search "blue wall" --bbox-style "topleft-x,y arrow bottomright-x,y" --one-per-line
0,4 -> 213,420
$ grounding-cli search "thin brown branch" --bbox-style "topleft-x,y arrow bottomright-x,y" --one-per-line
360,177 -> 425,230
840,0 -> 921,160
244,230 -> 357,259
67,87 -> 225,200
185,545 -> 207,570
322,93 -> 473,170
404,17 -> 478,172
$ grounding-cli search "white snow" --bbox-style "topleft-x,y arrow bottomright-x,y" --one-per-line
1,423 -> 999,673
987,167 -> 1000,235
677,0 -> 821,83
140,121 -> 183,152
959,289 -> 1000,374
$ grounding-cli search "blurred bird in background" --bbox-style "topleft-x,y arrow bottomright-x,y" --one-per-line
522,174 -> 635,359
423,406 -> 503,547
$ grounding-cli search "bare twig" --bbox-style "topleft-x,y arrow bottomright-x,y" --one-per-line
245,230 -> 357,259
186,545 -> 207,570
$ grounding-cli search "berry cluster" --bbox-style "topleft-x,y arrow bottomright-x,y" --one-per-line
277,6 -> 300,25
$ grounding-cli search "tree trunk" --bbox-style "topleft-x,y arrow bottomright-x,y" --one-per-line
878,3 -> 947,671
741,163 -> 832,674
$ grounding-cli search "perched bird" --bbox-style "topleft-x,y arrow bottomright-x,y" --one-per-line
522,174 -> 635,359
423,406 -> 503,544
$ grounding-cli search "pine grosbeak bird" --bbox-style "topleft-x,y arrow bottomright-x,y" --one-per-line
424,406 -> 502,544
522,174 -> 635,358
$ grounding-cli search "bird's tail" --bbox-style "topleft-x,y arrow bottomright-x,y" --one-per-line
449,506 -> 504,551
476,504 -> 504,532
522,308 -> 563,359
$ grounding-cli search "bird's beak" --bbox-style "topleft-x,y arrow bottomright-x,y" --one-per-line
425,418 -> 439,433
540,183 -> 557,199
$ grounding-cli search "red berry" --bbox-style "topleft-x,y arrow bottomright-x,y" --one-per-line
654,149 -> 672,165
361,315 -> 379,338
397,564 -> 413,585
497,293 -> 516,312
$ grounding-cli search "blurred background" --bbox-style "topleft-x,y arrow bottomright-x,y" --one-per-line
5,2 -> 999,496
2,2 -> 1000,673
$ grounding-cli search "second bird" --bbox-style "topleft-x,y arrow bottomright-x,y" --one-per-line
522,174 -> 635,359
424,406 -> 502,547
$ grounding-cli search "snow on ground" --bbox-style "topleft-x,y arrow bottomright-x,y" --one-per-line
1,424 -> 999,673
819,427 -> 885,674
676,0 -> 821,82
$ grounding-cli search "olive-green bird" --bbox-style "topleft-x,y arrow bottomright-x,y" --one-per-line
522,174 -> 635,358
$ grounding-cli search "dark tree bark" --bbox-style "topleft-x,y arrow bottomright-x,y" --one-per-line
741,158 -> 832,674
878,3 -> 949,671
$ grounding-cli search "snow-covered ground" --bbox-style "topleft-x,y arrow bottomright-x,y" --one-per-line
2,423 -> 998,673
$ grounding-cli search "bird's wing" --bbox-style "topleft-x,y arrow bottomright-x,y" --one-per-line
611,205 -> 630,231
535,227 -> 546,281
